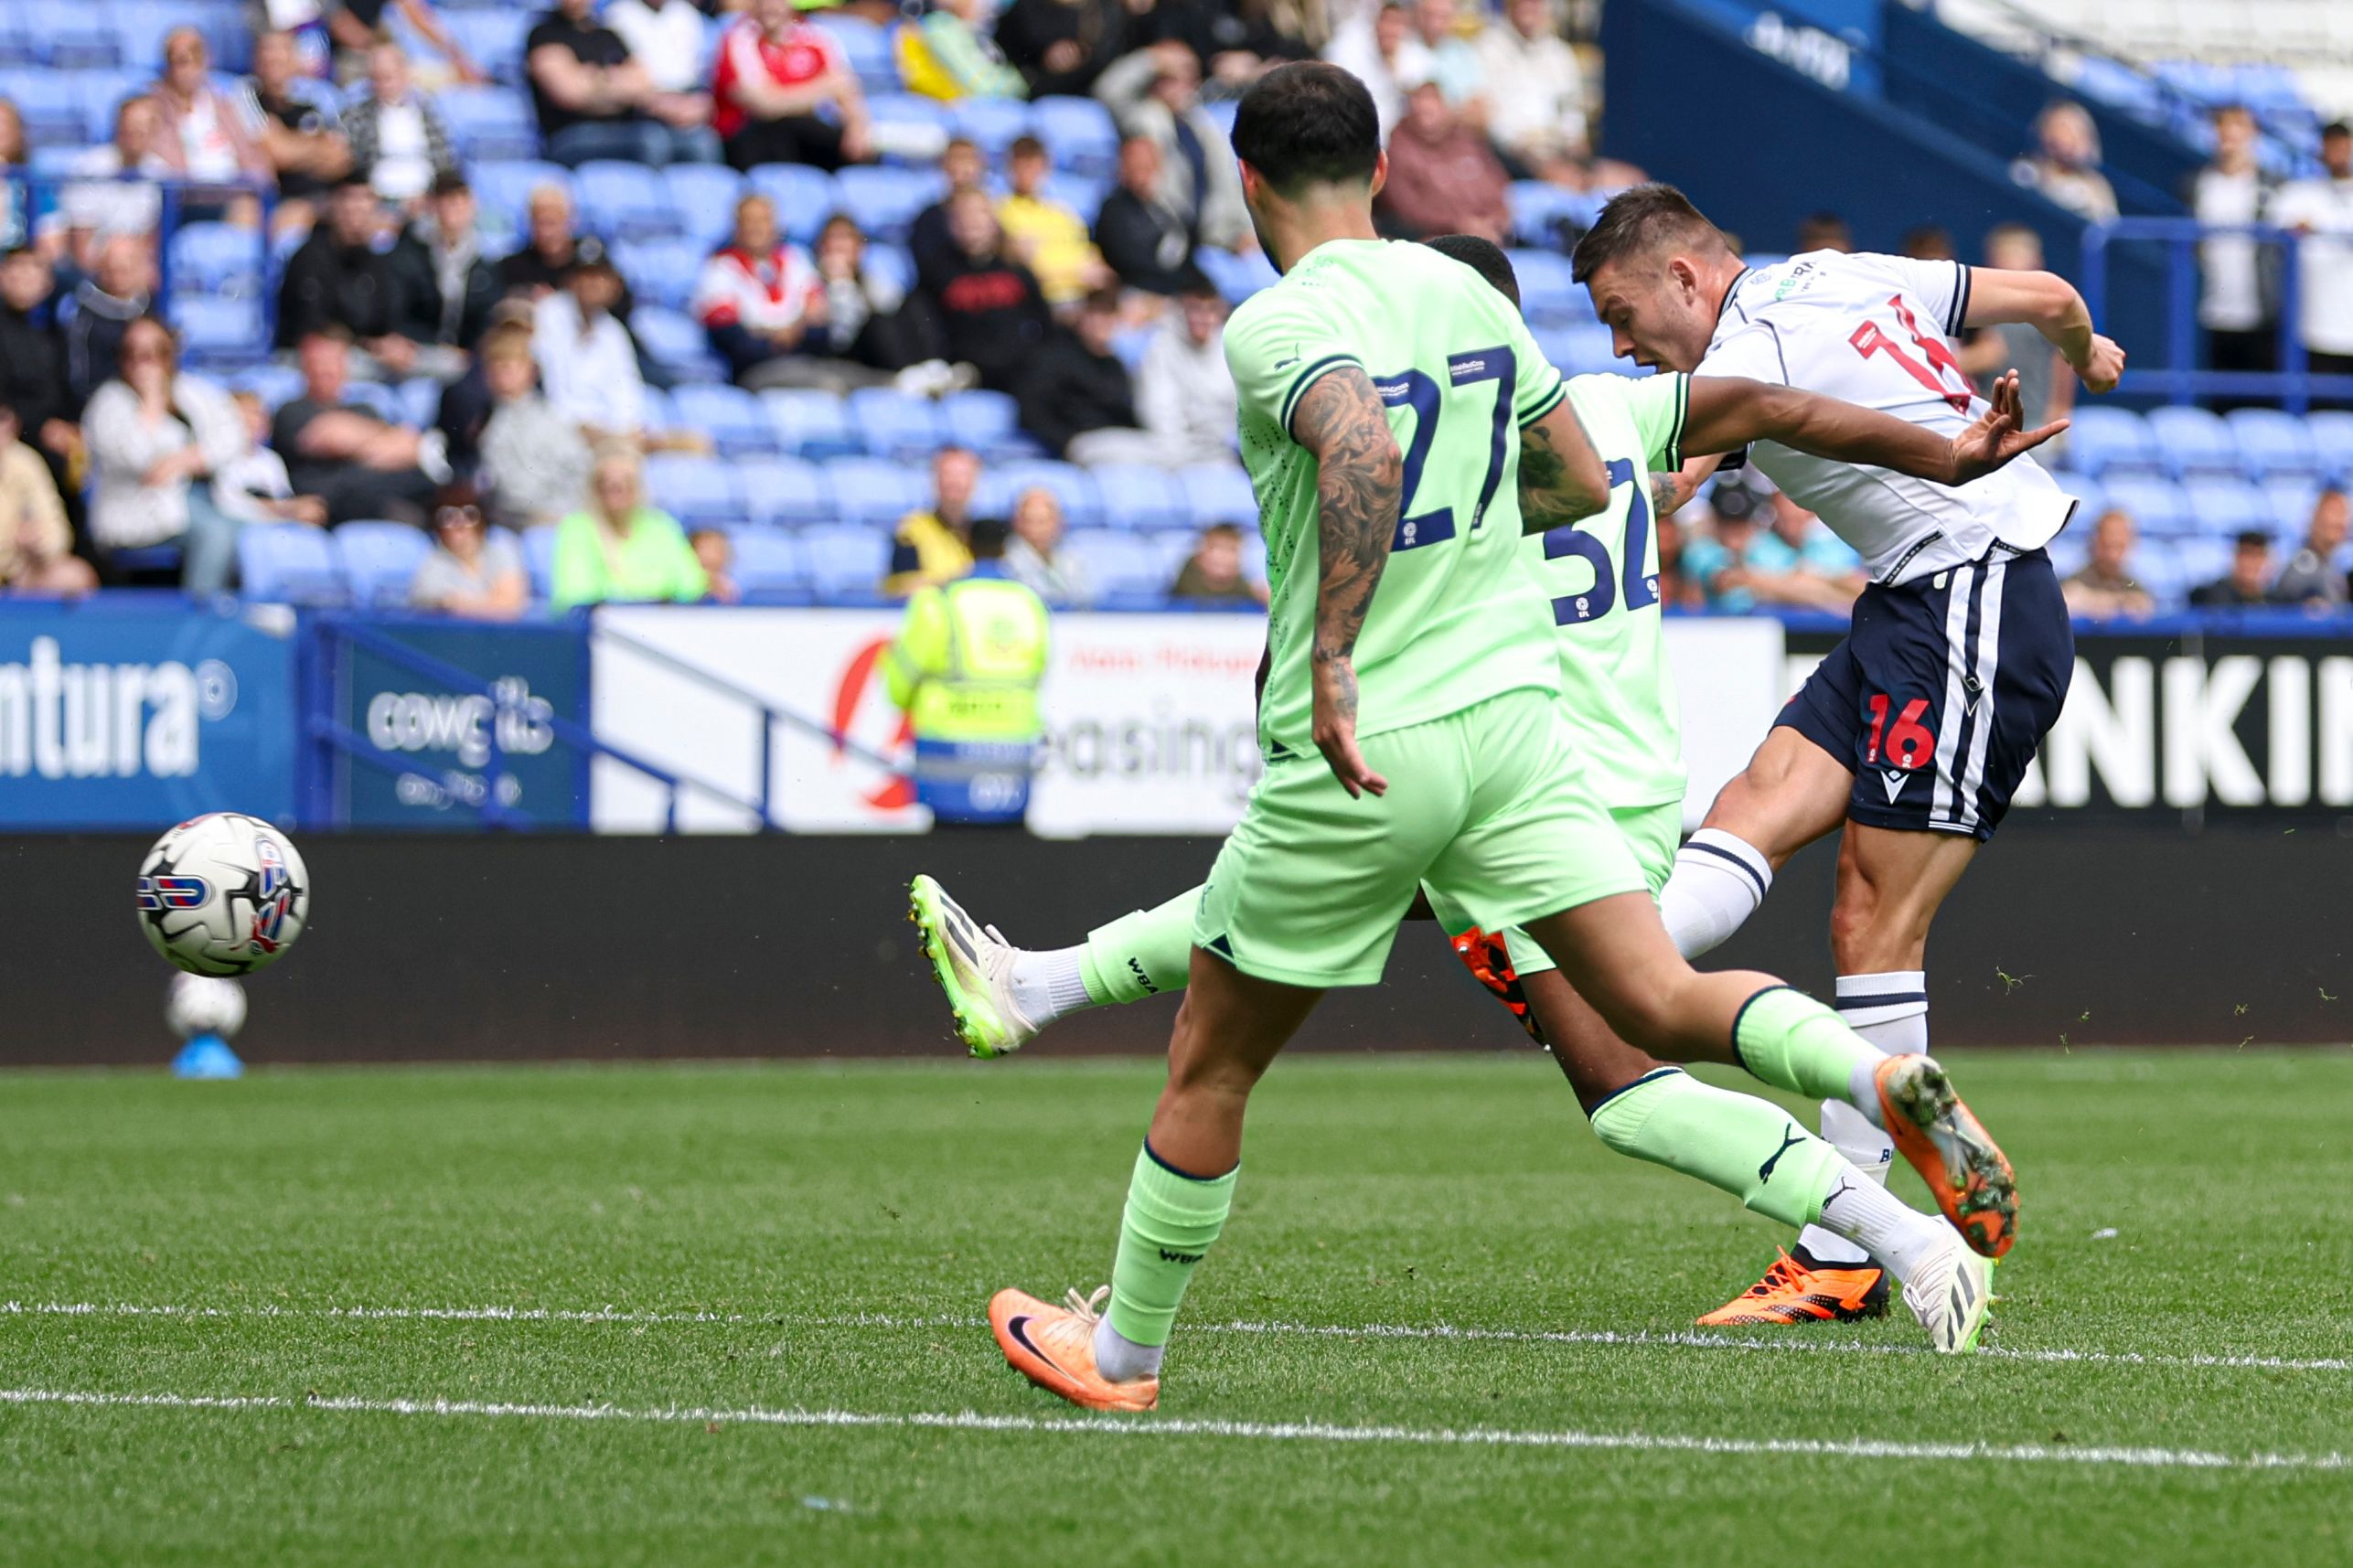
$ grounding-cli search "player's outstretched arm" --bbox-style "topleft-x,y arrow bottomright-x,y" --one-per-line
1291,367 -> 1403,799
1517,400 -> 1612,533
1961,267 -> 2126,394
1681,373 -> 2066,488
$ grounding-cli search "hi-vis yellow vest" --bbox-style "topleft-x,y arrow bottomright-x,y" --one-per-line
882,570 -> 1050,742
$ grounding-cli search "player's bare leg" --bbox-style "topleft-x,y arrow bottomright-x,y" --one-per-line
1829,822 -> 1979,974
989,949 -> 1319,1410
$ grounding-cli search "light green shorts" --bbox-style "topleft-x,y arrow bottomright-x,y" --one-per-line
1424,797 -> 1681,979
1193,688 -> 1650,988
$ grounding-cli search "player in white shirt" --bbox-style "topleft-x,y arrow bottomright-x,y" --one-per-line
1573,185 -> 2125,1325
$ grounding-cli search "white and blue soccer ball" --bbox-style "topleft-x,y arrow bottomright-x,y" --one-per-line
137,813 -> 311,976
166,973 -> 249,1041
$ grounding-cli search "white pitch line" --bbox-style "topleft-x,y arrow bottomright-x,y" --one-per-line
1,1386 -> 2344,1474
5,1298 -> 2348,1375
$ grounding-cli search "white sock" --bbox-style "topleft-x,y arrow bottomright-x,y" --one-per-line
1814,1162 -> 1951,1287
1093,1315 -> 1164,1381
1006,944 -> 1095,1025
1795,973 -> 1919,1264
1660,829 -> 1772,959
1796,1101 -> 1895,1264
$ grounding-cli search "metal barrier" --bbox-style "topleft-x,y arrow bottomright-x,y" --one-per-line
10,172 -> 279,354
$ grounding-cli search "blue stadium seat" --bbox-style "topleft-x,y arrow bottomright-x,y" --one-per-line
195,3 -> 252,72
833,165 -> 944,244
629,304 -> 725,383
77,69 -> 145,143
2145,405 -> 2244,478
846,388 -> 944,461
644,453 -> 743,528
638,387 -> 679,439
2183,477 -> 2271,537
340,382 -> 401,422
2309,411 -> 2353,483
173,297 -> 265,366
3,74 -> 85,146
576,160 -> 681,241
2043,528 -> 2089,582
470,160 -> 572,237
1508,249 -> 1587,329
986,460 -> 1101,528
866,92 -> 955,164
824,458 -> 923,527
613,240 -> 701,311
746,164 -> 839,245
737,457 -> 833,527
1508,181 -> 1598,248
438,87 -> 540,163
940,389 -> 1037,459
668,163 -> 747,250
2262,477 -> 2323,539
2062,406 -> 2163,479
446,8 -> 532,84
1195,246 -> 1278,305
336,521 -> 431,607
801,522 -> 889,598
952,97 -> 1031,159
1031,95 -> 1118,177
1179,464 -> 1257,528
0,15 -> 34,68
1043,173 -> 1107,225
168,222 -> 265,299
394,377 -> 440,430
2177,534 -> 2234,591
765,389 -> 863,460
1109,325 -> 1151,373
672,383 -> 776,457
2099,475 -> 2190,539
521,526 -> 558,601
32,0 -> 122,68
812,14 -> 897,94
239,525 -> 345,605
2053,473 -> 2104,524
2134,546 -> 2190,609
2227,407 -> 2323,479
1086,464 -> 1188,531
728,527 -> 809,598
1065,532 -> 1169,597
231,363 -> 306,411
1539,324 -> 1619,377
863,242 -> 915,302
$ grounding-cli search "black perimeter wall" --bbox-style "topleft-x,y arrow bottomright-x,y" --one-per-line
9,821 -> 2351,1065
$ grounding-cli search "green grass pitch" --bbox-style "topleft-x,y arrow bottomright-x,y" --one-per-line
3,1049 -> 2350,1565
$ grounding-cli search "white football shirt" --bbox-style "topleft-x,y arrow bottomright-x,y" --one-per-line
1695,250 -> 2076,585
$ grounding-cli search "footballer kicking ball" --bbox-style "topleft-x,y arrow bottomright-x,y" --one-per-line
136,813 -> 311,976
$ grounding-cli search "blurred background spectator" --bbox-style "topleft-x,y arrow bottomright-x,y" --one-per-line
997,0 -> 1127,100
910,137 -> 988,280
551,449 -> 705,609
921,188 -> 1051,392
897,0 -> 1028,102
1003,484 -> 1091,604
1136,272 -> 1235,465
1378,71 -> 1508,243
693,193 -> 831,389
1096,40 -> 1250,251
810,214 -> 934,376
2061,509 -> 2155,622
1170,521 -> 1264,604
1960,224 -> 2072,434
324,0 -> 481,88
999,134 -> 1111,304
277,178 -> 423,377
153,29 -> 273,225
0,102 -> 25,251
1682,476 -> 1865,614
607,0 -> 721,120
84,316 -> 244,594
2012,101 -> 2118,223
390,174 -> 501,361
712,0 -> 873,173
346,42 -> 461,205
1325,3 -> 1412,138
1478,0 -> 1587,187
2273,489 -> 2349,608
62,99 -> 168,269
214,389 -> 326,528
2190,529 -> 2276,607
529,0 -> 719,168
2192,104 -> 2278,390
478,323 -> 591,530
0,250 -> 81,514
66,238 -> 157,414
533,241 -> 643,444
0,402 -> 96,595
1016,286 -> 1164,464
242,30 -> 353,240
411,481 -> 528,617
888,445 -> 981,595
2272,122 -> 2353,400
1095,135 -> 1194,297
1793,210 -> 1853,253
690,525 -> 739,602
273,330 -> 443,525
1396,0 -> 1485,114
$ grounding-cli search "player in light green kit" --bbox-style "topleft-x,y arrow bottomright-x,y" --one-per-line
935,65 -> 2037,1411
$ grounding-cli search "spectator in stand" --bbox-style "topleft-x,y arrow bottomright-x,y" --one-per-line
2273,122 -> 2353,402
1132,0 -> 1319,84
1002,485 -> 1090,604
1016,286 -> 1170,464
887,444 -> 981,595
911,137 -> 989,283
276,177 -> 425,378
711,0 -> 874,174
1096,40 -> 1251,252
2011,100 -> 2118,224
321,0 -> 482,89
2193,103 -> 2278,389
528,0 -> 720,169
690,526 -> 739,602
1681,475 -> 1863,613
1136,270 -> 1235,464
1762,487 -> 1865,601
1170,521 -> 1264,603
533,240 -> 644,445
0,249 -> 81,505
1794,210 -> 1853,254
1395,0 -> 1485,117
1476,0 -> 1587,187
896,0 -> 1028,101
64,236 -> 155,415
2190,528 -> 2277,608
923,189 -> 1052,392
1903,225 -> 1955,261
997,0 -> 1128,99
151,29 -> 274,226
496,184 -> 635,315
241,31 -> 353,240
1324,2 -> 1411,138
0,101 -> 27,251
2059,508 -> 2153,620
1377,73 -> 1508,244
83,316 -> 245,593
61,99 -> 169,269
693,193 -> 832,389
436,296 -> 537,475
812,213 -> 936,374
412,480 -> 529,617
608,0 -> 719,104
999,135 -> 1112,306
389,173 -> 501,362
1095,135 -> 1194,297
1958,224 -> 2072,434
2272,488 -> 2349,609
551,448 -> 707,610
213,390 -> 327,528
345,43 -> 460,206
273,329 -> 444,525
477,323 -> 592,530
0,402 -> 95,593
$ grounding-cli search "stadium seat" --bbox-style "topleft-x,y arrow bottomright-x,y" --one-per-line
1065,531 -> 1171,597
231,363 -> 306,411
2100,475 -> 2191,539
1508,181 -> 1598,249
336,521 -> 431,608
1179,464 -> 1258,528
846,388 -> 945,461
644,453 -> 743,528
825,458 -> 925,528
940,389 -> 1039,459
470,160 -> 572,237
1195,246 -> 1278,305
1043,173 -> 1107,225
762,389 -> 863,460
2308,411 -> 2353,483
168,222 -> 266,299
438,87 -> 540,163
629,304 -> 725,384
239,525 -> 345,606
2061,405 -> 2163,479
2226,407 -> 2323,479
952,97 -> 1031,159
3,74 -> 85,146
865,91 -> 954,165
1508,250 -> 1588,330
0,15 -> 34,68
2177,536 -> 2235,592
1085,464 -> 1188,531
668,163 -> 747,250
172,297 -> 265,366
863,242 -> 915,302
521,526 -> 558,601
800,521 -> 890,598
746,164 -> 839,245
446,8 -> 532,84
576,160 -> 680,242
1109,325 -> 1151,373
1540,324 -> 1620,378
638,387 -> 679,440
737,457 -> 834,527
394,378 -> 441,430
2183,477 -> 2271,536
112,2 -> 222,70
2053,473 -> 2105,524
2145,405 -> 2244,478
987,460 -> 1102,528
340,382 -> 401,422
2262,476 -> 2323,539
2043,528 -> 2090,582
728,527 -> 809,598
1031,95 -> 1119,177
671,383 -> 776,457
77,69 -> 146,143
613,240 -> 701,312
833,165 -> 944,244
30,0 -> 122,68
812,13 -> 897,94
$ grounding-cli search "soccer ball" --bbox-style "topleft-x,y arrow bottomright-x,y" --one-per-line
166,974 -> 248,1041
136,813 -> 311,976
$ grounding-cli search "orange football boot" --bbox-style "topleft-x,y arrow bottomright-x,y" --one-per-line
1875,1054 -> 2019,1259
1696,1247 -> 1890,1327
989,1285 -> 1160,1413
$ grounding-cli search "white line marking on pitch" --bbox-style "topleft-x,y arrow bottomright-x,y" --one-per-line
6,1299 -> 2348,1375
0,1386 -> 2342,1474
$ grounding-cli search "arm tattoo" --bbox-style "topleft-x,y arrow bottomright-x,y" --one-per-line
1649,473 -> 1684,521
1289,368 -> 1402,684
1519,401 -> 1611,533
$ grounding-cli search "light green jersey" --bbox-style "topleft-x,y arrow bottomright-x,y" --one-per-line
1520,372 -> 1694,809
1225,240 -> 1570,759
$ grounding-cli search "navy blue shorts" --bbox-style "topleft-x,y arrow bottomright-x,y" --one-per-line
1776,549 -> 2072,842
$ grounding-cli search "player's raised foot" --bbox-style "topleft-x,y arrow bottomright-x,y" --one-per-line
1902,1232 -> 1996,1354
989,1285 -> 1159,1413
1695,1246 -> 1888,1327
1874,1054 -> 2018,1258
908,874 -> 1040,1059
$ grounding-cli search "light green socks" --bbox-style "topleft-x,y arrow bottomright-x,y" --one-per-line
1105,1142 -> 1238,1347
1079,888 -> 1203,1006
1731,986 -> 1885,1107
1588,1067 -> 1844,1230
